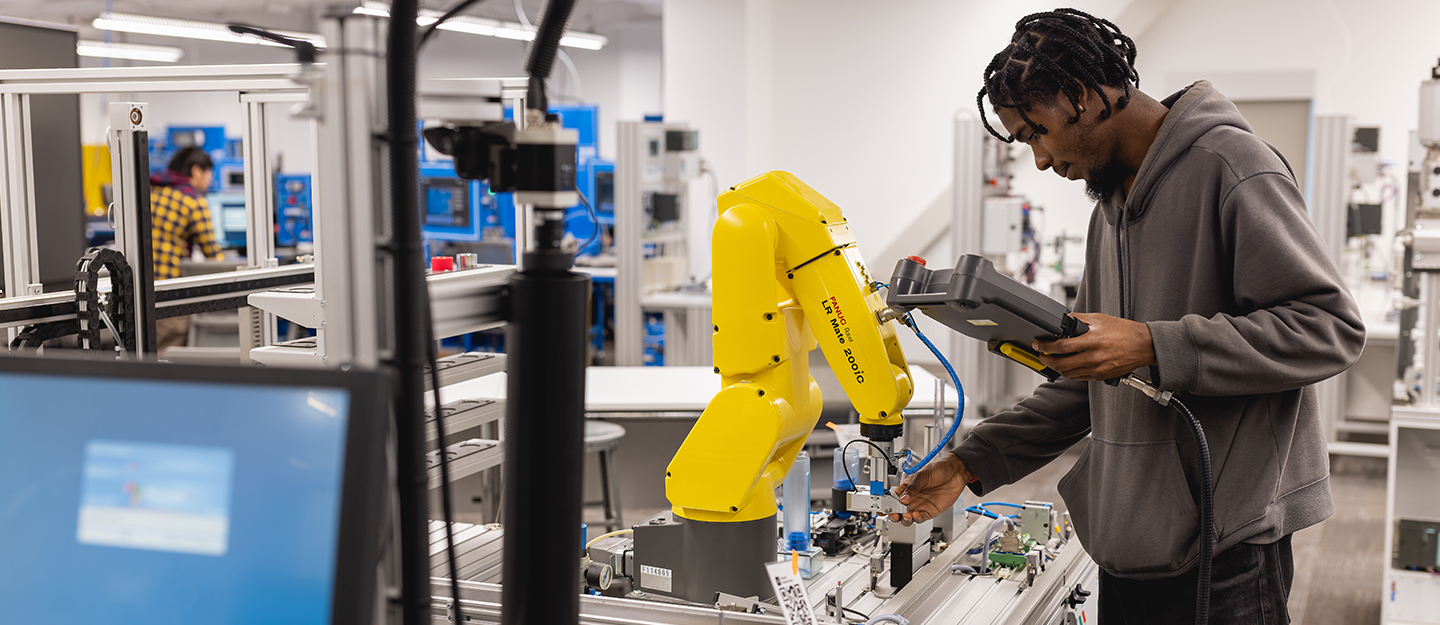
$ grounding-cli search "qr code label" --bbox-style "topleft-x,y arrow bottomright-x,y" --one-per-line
765,561 -> 818,625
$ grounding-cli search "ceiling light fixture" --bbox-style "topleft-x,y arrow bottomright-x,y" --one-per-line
77,40 -> 185,63
354,2 -> 606,50
91,12 -> 326,49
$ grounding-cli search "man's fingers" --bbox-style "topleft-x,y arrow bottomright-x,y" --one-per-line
1040,350 -> 1111,373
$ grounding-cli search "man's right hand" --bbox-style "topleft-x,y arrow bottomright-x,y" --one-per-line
888,453 -> 972,526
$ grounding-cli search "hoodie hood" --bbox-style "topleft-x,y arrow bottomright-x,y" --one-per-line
151,170 -> 197,194
1102,80 -> 1254,225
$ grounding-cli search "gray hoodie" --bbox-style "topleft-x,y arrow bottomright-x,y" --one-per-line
952,81 -> 1366,579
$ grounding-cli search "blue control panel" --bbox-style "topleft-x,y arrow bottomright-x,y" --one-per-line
419,164 -> 489,242
276,174 -> 313,248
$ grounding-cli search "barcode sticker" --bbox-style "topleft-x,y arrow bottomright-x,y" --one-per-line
765,560 -> 818,625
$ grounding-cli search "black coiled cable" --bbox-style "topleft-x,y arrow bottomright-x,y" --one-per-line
1170,396 -> 1213,625
522,0 -> 576,112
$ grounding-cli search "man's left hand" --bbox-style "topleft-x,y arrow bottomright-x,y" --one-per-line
1032,313 -> 1157,382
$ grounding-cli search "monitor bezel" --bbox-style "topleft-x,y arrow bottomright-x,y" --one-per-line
0,353 -> 391,625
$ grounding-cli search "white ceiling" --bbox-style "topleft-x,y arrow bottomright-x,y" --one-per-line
0,0 -> 660,39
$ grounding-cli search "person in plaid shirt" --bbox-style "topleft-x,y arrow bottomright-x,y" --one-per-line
150,146 -> 223,352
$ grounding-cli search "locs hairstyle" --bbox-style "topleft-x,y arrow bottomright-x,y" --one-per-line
978,9 -> 1140,142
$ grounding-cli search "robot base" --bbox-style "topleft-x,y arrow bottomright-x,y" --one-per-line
631,511 -> 777,604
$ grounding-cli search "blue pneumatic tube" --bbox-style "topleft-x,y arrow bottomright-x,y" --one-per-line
783,451 -> 811,547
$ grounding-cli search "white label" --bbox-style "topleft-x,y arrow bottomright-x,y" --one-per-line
765,561 -> 818,625
966,319 -> 998,326
829,422 -> 862,451
640,564 -> 672,593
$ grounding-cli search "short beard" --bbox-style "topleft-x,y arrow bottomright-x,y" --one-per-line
1084,159 -> 1129,203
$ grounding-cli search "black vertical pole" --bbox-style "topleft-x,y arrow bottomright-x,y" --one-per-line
502,228 -> 589,625
131,130 -> 156,356
503,1 -> 586,622
383,1 -> 432,624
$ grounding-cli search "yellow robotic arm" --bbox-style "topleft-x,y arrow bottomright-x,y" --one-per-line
665,171 -> 914,524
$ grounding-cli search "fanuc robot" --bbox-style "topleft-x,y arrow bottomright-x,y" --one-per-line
629,171 -> 926,602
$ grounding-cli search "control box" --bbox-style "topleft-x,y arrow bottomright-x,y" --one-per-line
275,173 -> 313,248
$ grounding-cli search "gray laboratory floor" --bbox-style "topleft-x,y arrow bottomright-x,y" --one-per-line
597,446 -> 1388,625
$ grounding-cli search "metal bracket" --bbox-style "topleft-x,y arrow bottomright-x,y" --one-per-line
847,491 -> 906,515
248,288 -> 325,328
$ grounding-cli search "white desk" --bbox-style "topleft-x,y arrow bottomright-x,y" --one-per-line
573,265 -> 618,281
442,365 -> 961,413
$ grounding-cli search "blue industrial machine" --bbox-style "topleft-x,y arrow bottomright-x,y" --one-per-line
492,103 -> 614,258
276,173 -> 314,249
419,103 -> 612,262
419,105 -> 615,359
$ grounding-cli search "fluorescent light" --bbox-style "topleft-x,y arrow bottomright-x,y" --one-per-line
77,40 -> 184,63
557,33 -> 606,51
92,12 -> 325,49
355,2 -> 607,50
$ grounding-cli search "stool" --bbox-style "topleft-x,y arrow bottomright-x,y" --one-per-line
585,420 -> 627,531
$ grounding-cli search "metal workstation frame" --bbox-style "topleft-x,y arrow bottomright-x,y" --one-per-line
0,63 -> 321,355
0,56 -> 522,364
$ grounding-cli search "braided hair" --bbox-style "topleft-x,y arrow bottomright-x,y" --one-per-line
978,8 -> 1139,142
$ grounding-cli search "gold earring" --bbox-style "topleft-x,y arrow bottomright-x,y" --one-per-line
1077,103 -> 1086,113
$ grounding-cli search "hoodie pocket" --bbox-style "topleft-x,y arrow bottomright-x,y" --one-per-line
1056,437 -> 1199,575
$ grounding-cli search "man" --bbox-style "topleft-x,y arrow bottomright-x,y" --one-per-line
151,146 -> 223,352
891,9 -> 1364,623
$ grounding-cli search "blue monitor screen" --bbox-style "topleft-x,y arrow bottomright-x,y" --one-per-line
207,192 -> 248,249
423,178 -> 470,229
0,373 -> 353,625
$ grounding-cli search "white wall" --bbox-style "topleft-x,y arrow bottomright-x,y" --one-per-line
663,0 -> 1440,288
662,0 -> 1131,268
1136,0 -> 1440,183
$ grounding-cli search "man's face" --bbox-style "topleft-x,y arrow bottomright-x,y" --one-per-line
996,94 -> 1127,201
190,166 -> 214,193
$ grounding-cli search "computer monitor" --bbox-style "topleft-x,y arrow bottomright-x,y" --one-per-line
0,355 -> 389,625
423,177 -> 472,229
206,192 -> 249,250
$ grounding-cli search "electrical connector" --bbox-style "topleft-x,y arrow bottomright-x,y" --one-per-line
1119,374 -> 1173,406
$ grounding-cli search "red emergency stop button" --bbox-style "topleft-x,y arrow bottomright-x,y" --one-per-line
906,255 -> 927,266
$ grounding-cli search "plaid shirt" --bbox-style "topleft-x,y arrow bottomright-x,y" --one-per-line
149,171 -> 220,280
